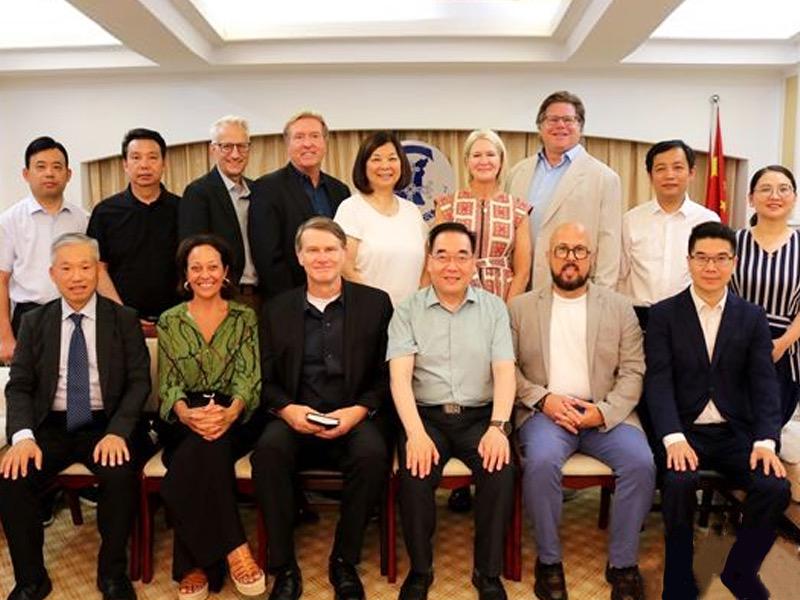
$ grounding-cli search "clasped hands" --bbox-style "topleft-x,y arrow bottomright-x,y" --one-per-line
542,394 -> 604,433
279,403 -> 367,440
666,439 -> 786,477
1,434 -> 130,480
175,398 -> 242,441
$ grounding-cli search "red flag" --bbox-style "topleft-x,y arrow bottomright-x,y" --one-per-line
705,100 -> 729,223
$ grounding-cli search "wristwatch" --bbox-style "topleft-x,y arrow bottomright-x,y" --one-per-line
489,420 -> 512,436
534,393 -> 551,412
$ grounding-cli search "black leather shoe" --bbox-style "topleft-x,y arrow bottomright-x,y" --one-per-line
398,570 -> 434,600
720,570 -> 770,600
534,559 -> 568,600
447,486 -> 472,513
97,575 -> 136,600
605,565 -> 645,600
471,569 -> 507,600
269,568 -> 302,600
329,557 -> 364,600
8,577 -> 52,600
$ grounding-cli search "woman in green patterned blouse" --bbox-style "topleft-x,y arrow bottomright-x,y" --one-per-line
157,234 -> 264,600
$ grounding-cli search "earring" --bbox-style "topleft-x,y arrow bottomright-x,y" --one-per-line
183,281 -> 190,292
223,277 -> 232,287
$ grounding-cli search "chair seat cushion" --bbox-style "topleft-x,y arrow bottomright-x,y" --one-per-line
561,453 -> 613,477
59,462 -> 94,476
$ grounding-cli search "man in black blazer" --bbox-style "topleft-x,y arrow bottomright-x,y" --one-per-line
645,222 -> 790,600
250,217 -> 392,600
249,111 -> 350,299
179,115 -> 260,308
0,233 -> 150,600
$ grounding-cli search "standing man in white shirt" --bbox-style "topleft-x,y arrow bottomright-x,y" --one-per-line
0,137 -> 88,364
618,140 -> 719,329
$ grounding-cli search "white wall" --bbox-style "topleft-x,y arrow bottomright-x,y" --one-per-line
0,65 -> 784,213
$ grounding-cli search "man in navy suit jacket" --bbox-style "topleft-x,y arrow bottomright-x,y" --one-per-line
645,221 -> 790,600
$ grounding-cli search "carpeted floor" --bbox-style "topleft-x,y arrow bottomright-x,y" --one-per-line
1,489 -> 799,599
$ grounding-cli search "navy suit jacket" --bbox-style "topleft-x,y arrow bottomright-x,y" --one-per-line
644,288 -> 781,447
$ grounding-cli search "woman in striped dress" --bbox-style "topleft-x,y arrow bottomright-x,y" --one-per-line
731,165 -> 800,424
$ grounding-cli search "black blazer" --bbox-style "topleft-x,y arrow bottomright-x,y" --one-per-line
249,164 -> 350,298
259,281 -> 392,413
5,295 -> 151,440
644,288 -> 781,446
179,167 -> 254,284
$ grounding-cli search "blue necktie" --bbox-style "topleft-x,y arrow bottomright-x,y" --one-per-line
66,313 -> 92,431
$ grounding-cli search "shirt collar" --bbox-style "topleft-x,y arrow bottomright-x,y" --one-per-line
651,194 -> 695,216
216,166 -> 250,197
290,162 -> 325,188
125,183 -> 166,206
424,285 -> 477,309
536,143 -> 583,169
689,285 -> 727,314
61,293 -> 98,322
25,195 -> 71,215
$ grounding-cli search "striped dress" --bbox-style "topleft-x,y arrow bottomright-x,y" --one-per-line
730,228 -> 800,385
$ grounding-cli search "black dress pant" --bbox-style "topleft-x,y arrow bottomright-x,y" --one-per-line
398,405 -> 514,578
659,424 -> 791,600
160,419 -> 257,587
0,412 -> 136,586
250,417 -> 389,572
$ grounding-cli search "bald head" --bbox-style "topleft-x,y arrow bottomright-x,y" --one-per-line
548,221 -> 593,295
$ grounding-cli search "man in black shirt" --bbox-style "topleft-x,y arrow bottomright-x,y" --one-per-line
89,128 -> 180,322
251,217 -> 393,600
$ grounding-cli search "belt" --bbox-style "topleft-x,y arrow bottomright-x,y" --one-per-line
421,403 -> 490,415
238,284 -> 258,295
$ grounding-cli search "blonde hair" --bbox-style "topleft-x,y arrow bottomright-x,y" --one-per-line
463,129 -> 507,183
210,115 -> 250,142
283,110 -> 329,141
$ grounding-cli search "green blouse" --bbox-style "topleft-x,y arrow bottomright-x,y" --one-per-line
157,301 -> 261,422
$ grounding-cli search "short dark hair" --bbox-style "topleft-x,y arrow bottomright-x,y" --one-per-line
645,140 -> 696,173
351,131 -> 412,194
428,221 -> 476,255
122,128 -> 167,159
25,136 -> 68,168
688,221 -> 736,256
748,164 -> 797,226
536,90 -> 586,128
175,234 -> 234,300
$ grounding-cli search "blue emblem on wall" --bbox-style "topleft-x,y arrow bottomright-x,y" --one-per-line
398,140 -> 455,227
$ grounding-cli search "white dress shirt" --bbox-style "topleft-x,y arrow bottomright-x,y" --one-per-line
663,286 -> 775,452
619,197 -> 719,305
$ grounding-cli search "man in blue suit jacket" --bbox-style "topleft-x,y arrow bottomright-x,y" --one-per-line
645,221 -> 790,600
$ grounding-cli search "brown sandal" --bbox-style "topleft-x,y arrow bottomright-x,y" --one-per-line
178,569 -> 208,600
227,543 -> 266,596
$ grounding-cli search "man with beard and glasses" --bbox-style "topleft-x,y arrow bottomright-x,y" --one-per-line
509,222 -> 654,600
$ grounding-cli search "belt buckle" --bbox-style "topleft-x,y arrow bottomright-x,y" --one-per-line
442,403 -> 462,415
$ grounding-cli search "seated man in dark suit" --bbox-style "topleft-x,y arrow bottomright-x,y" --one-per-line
0,233 -> 151,600
250,217 -> 393,600
645,221 -> 790,600
249,111 -> 350,299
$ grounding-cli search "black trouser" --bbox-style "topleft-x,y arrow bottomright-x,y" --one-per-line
775,352 -> 800,426
0,412 -> 136,586
658,424 -> 791,600
398,405 -> 514,577
10,302 -> 41,336
250,417 -> 389,572
160,419 -> 258,587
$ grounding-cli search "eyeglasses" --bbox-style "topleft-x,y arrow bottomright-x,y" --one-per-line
753,185 -> 794,197
552,244 -> 590,260
212,142 -> 251,154
689,253 -> 734,267
430,253 -> 473,265
541,115 -> 581,127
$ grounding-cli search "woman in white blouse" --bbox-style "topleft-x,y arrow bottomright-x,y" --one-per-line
334,131 -> 427,306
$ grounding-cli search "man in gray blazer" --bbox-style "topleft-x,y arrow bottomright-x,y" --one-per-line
509,222 -> 653,600
507,91 -> 622,292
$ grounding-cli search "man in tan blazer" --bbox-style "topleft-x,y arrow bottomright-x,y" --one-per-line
507,91 -> 622,292
509,222 -> 653,600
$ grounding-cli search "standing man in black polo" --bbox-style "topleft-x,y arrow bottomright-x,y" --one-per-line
249,111 -> 350,299
88,128 -> 180,323
179,115 -> 260,310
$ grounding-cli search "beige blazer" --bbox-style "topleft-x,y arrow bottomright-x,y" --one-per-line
508,283 -> 644,432
506,150 -> 622,292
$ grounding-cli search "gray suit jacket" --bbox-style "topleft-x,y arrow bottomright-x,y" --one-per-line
506,150 -> 622,292
508,283 -> 643,432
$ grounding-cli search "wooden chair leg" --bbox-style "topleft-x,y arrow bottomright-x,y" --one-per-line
256,507 -> 268,571
387,473 -> 398,583
65,489 -> 84,525
380,482 -> 389,576
129,507 -> 141,581
502,470 -> 522,581
141,487 -> 155,584
599,485 -> 611,530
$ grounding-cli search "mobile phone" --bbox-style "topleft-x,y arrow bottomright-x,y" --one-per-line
306,413 -> 340,429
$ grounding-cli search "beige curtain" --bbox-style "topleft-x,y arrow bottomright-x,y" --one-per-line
86,131 -> 740,216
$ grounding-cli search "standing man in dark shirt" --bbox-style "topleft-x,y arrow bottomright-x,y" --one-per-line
251,217 -> 392,600
88,128 -> 180,323
249,111 -> 350,299
179,116 -> 260,310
